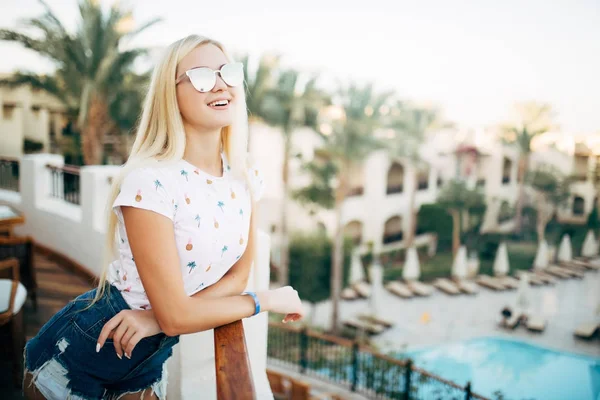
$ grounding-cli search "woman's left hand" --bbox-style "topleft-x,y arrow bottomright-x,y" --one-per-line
96,309 -> 162,359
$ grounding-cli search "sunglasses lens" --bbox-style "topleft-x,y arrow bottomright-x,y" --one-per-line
220,63 -> 244,87
188,68 -> 216,93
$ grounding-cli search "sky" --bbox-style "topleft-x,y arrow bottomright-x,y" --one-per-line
1,0 -> 599,135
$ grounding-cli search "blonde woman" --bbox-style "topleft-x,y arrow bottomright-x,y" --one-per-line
23,35 -> 304,400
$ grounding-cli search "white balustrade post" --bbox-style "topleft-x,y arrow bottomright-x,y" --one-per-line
80,166 -> 122,232
20,154 -> 64,209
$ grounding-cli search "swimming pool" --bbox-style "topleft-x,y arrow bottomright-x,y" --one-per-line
404,337 -> 600,400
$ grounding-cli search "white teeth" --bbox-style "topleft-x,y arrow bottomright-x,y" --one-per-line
208,100 -> 229,107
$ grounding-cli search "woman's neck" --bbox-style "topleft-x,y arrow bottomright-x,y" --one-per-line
183,124 -> 223,176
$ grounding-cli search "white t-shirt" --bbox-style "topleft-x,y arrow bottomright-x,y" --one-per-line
107,152 -> 264,310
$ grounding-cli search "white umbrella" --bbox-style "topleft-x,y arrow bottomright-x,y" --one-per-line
581,230 -> 598,258
533,240 -> 549,270
514,272 -> 532,312
369,260 -> 384,317
349,250 -> 365,284
493,242 -> 510,276
403,247 -> 421,281
451,245 -> 468,279
558,234 -> 573,263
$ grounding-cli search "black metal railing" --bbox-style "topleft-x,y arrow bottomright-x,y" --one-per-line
387,184 -> 403,195
0,158 -> 19,192
383,232 -> 404,244
46,164 -> 81,205
346,186 -> 364,197
268,323 -> 488,400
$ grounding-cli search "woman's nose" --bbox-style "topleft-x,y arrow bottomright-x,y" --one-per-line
212,73 -> 227,91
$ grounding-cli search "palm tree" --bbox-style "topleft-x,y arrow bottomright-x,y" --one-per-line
386,104 -> 449,247
500,102 -> 555,234
317,84 -> 391,334
527,166 -> 572,242
0,0 -> 159,165
240,53 -> 280,124
437,179 -> 485,255
258,69 -> 330,287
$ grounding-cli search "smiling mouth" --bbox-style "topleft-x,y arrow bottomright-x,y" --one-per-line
207,99 -> 230,108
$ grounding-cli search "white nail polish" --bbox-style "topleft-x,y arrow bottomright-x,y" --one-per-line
96,343 -> 101,353
117,353 -> 122,359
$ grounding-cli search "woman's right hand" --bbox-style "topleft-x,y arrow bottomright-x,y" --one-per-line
258,286 -> 304,322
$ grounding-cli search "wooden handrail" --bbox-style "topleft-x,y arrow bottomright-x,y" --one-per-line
45,164 -> 81,175
214,320 -> 256,400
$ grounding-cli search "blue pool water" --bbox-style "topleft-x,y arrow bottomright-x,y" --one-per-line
404,337 -> 600,400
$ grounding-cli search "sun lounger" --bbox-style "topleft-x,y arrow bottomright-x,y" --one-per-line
570,259 -> 600,270
560,262 -> 589,273
357,313 -> 394,328
433,278 -> 461,295
406,280 -> 434,296
532,271 -> 556,285
574,256 -> 600,264
341,287 -> 359,300
549,265 -> 584,279
453,279 -> 479,294
502,312 -> 524,329
574,322 -> 599,339
385,281 -> 414,299
475,275 -> 506,291
343,318 -> 385,335
496,276 -> 520,290
545,266 -> 574,279
352,281 -> 371,298
514,270 -> 545,286
525,315 -> 547,332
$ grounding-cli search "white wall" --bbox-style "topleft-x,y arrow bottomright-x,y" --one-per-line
0,154 -> 272,399
0,106 -> 24,158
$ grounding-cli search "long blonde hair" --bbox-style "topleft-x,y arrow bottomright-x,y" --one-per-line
92,34 -> 254,304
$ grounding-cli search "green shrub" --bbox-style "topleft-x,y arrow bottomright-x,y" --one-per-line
288,231 -> 352,304
587,205 -> 599,231
416,203 -> 453,252
23,138 -> 44,153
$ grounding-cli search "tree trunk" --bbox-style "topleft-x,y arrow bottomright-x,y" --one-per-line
277,134 -> 291,287
81,95 -> 110,165
405,174 -> 418,247
330,168 -> 347,335
514,153 -> 529,235
536,194 -> 551,243
451,209 -> 461,256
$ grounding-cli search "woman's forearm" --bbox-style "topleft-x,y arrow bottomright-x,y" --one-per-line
192,260 -> 251,300
164,292 -> 265,336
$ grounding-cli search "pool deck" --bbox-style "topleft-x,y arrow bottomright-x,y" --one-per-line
309,270 -> 600,358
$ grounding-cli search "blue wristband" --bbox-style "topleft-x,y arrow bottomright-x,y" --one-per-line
243,291 -> 260,316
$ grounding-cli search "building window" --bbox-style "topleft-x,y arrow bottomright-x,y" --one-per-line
346,163 -> 365,197
343,220 -> 363,246
573,196 -> 585,216
574,155 -> 589,181
498,201 -> 513,223
417,167 -> 429,191
387,162 -> 404,194
2,103 -> 16,119
383,216 -> 403,244
502,157 -> 512,184
270,224 -> 277,234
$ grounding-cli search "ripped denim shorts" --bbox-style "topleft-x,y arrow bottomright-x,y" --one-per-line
23,283 -> 179,400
